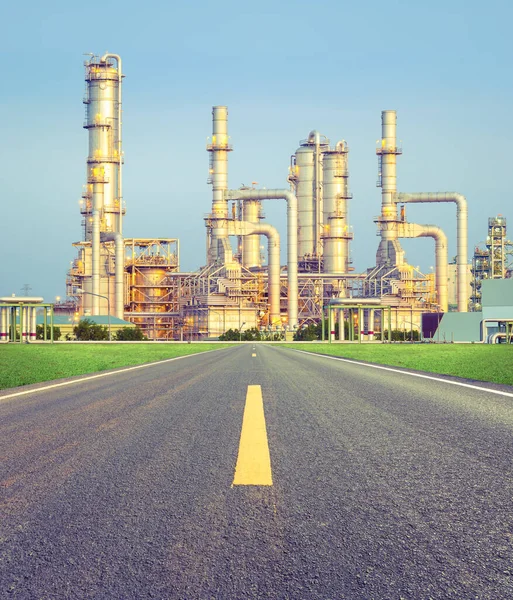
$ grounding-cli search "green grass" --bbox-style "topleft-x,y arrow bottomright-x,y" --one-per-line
2,342 -> 512,392
283,343 -> 513,386
0,343 -> 232,391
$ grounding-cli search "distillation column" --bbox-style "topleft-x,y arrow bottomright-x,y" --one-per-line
292,131 -> 329,267
375,110 -> 404,267
207,106 -> 232,264
322,142 -> 353,275
82,54 -> 124,314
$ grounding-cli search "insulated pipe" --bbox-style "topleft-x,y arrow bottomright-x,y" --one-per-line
30,307 -> 37,341
397,222 -> 448,312
241,199 -> 261,268
21,306 -> 27,342
101,232 -> 125,319
100,53 -> 123,235
308,130 -> 322,255
228,220 -> 281,325
0,307 -> 8,341
225,188 -> 298,328
395,192 -> 468,312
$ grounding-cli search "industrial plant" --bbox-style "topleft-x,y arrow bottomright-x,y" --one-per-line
50,53 -> 511,341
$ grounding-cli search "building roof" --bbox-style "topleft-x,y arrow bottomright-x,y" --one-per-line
36,315 -> 135,327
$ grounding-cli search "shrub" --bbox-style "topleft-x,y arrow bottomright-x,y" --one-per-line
74,318 -> 109,341
115,327 -> 147,341
36,325 -> 61,341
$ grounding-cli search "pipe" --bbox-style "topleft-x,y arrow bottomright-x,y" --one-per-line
395,192 -> 468,312
225,188 -> 298,328
397,222 -> 448,312
30,307 -> 37,341
229,221 -> 280,325
241,199 -> 261,268
21,306 -> 27,342
100,54 -> 123,235
309,130 -> 322,256
100,232 -> 124,319
0,297 -> 44,303
0,307 -> 8,341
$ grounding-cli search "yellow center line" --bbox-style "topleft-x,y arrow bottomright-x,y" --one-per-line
232,385 -> 273,486
252,353 -> 256,357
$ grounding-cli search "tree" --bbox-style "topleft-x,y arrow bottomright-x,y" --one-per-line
219,327 -> 266,341
115,327 -> 147,341
73,318 -> 109,341
36,325 -> 61,341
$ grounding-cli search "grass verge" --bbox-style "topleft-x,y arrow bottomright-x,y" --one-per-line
283,343 -> 513,386
0,343 -> 231,391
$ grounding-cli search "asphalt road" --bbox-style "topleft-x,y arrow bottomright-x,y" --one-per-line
2,345 -> 513,599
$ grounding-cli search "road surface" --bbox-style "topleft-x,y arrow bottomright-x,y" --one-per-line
2,345 -> 513,599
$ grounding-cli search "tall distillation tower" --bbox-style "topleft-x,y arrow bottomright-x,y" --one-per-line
68,54 -> 124,316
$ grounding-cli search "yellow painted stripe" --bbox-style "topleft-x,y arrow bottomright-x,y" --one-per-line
233,385 -> 273,486
252,353 -> 256,357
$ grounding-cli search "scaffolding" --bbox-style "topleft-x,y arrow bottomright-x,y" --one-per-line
124,239 -> 179,340
470,216 -> 513,311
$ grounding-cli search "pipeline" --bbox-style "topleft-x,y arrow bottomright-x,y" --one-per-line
397,222 -> 448,312
229,221 -> 280,325
395,192 -> 468,312
225,188 -> 298,328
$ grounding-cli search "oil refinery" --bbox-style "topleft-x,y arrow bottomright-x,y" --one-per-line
56,53 -> 511,340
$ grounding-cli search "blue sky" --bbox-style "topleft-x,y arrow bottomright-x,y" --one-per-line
1,0 -> 512,300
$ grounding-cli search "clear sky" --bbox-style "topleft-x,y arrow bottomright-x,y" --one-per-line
1,0 -> 512,301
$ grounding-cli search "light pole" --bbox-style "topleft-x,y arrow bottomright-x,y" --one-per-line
75,288 -> 112,341
239,322 -> 246,342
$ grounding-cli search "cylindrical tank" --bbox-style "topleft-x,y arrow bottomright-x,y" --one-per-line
242,199 -> 262,268
322,147 -> 352,274
133,267 -> 168,311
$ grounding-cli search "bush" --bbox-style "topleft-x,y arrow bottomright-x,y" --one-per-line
379,329 -> 420,342
293,320 -> 349,341
219,327 -> 281,341
115,327 -> 147,341
74,318 -> 109,341
36,325 -> 61,341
